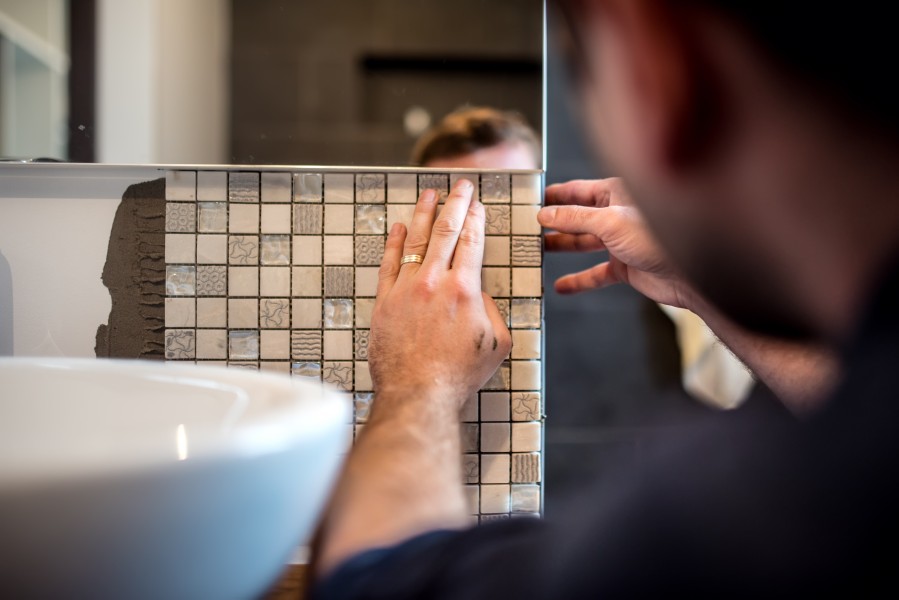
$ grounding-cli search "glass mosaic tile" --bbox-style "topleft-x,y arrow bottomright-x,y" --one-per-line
164,168 -> 545,518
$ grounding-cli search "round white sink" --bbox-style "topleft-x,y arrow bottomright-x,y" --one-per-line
0,358 -> 350,599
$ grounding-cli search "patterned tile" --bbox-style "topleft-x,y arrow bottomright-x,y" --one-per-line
322,361 -> 353,391
260,298 -> 290,328
511,392 -> 541,421
354,330 -> 370,360
228,235 -> 259,265
165,329 -> 195,359
511,236 -> 541,266
463,454 -> 480,484
197,265 -> 228,296
229,172 -> 259,203
294,205 -> 323,234
485,205 -> 511,234
166,203 -> 195,232
354,236 -> 385,266
324,266 -> 354,297
164,168 -> 545,518
511,453 -> 541,483
356,173 -> 386,203
292,330 -> 322,360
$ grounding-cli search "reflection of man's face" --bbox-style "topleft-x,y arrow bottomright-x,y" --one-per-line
424,141 -> 538,170
564,4 -> 816,339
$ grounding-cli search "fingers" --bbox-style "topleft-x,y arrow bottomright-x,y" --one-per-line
450,198 -> 486,280
553,261 -> 621,295
481,293 -> 512,357
544,179 -> 615,208
538,204 -> 609,236
400,188 -> 439,274
544,231 -> 607,253
375,223 -> 406,309
422,179 -> 475,271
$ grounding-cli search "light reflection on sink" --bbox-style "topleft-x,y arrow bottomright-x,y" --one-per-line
0,358 -> 350,599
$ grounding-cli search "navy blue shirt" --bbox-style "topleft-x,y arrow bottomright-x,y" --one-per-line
314,262 -> 899,598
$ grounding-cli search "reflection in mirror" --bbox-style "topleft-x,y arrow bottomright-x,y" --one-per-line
0,0 -> 543,166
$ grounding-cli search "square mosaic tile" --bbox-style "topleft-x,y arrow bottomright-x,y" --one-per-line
164,168 -> 544,519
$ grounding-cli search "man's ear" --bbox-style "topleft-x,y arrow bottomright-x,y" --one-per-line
597,0 -> 724,171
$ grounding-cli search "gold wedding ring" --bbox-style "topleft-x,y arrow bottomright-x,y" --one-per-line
400,254 -> 425,265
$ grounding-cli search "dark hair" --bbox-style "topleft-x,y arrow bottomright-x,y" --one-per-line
410,107 -> 541,167
554,1 -> 899,141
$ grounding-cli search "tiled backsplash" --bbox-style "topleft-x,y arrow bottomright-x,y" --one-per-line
164,168 -> 544,520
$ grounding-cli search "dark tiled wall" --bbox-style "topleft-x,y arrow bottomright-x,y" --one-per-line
230,0 -> 543,165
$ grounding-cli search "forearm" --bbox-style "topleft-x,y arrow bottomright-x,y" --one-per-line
314,387 -> 469,577
692,298 -> 840,414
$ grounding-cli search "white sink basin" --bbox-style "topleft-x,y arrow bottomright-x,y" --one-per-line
0,358 -> 350,599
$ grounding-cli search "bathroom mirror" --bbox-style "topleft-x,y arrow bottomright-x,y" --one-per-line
0,0 -> 544,166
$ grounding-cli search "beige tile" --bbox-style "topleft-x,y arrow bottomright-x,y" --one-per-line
228,298 -> 258,328
324,173 -> 355,203
196,234 -> 227,264
259,267 -> 290,297
511,330 -> 541,359
292,266 -> 322,297
260,330 -> 290,359
165,298 -> 195,327
196,298 -> 227,328
292,298 -> 322,329
484,236 -> 510,266
387,173 -> 418,203
511,173 -> 542,204
481,454 -> 511,484
480,484 -> 511,514
165,234 -> 195,263
228,267 -> 258,296
511,360 -> 541,391
229,204 -> 259,234
511,205 -> 541,235
355,267 -> 379,297
196,329 -> 227,359
511,422 -> 542,452
323,330 -> 353,360
480,392 -> 510,421
323,236 -> 353,265
260,204 -> 292,233
512,267 -> 542,297
482,267 -> 511,298
355,298 -> 375,328
324,205 -> 355,234
481,422 -> 510,453
292,235 -> 322,265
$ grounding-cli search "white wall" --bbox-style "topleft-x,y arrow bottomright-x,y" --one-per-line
96,0 -> 229,164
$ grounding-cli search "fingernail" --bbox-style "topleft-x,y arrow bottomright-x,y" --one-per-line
422,189 -> 437,203
390,223 -> 401,236
457,178 -> 473,190
538,206 -> 556,224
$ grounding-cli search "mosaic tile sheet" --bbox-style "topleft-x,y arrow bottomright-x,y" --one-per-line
164,168 -> 544,520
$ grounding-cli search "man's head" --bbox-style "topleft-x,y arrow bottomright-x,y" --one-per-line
556,0 -> 899,341
411,107 -> 541,170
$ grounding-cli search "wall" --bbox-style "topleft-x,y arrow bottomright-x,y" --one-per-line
96,0 -> 228,163
229,0 -> 543,165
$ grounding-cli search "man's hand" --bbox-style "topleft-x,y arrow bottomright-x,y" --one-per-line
370,180 -> 511,408
313,179 -> 511,578
539,177 -> 839,414
538,177 -> 697,310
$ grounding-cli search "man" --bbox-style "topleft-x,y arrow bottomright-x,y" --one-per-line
410,106 -> 541,170
312,1 -> 899,596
